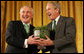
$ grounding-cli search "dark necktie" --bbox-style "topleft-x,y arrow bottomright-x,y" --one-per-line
53,20 -> 56,31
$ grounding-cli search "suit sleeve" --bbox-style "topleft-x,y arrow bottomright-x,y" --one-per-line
6,21 -> 25,48
53,18 -> 76,48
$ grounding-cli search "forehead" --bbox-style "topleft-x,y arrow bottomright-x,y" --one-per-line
46,3 -> 54,9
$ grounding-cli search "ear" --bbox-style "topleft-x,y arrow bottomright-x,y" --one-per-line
55,8 -> 59,13
56,8 -> 59,11
31,15 -> 33,19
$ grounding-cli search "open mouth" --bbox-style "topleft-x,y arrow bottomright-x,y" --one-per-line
48,13 -> 52,17
23,16 -> 28,19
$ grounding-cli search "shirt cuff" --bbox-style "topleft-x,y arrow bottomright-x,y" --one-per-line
24,39 -> 28,48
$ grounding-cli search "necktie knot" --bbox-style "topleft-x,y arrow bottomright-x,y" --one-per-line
24,24 -> 28,27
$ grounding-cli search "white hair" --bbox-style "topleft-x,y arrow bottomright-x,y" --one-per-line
20,6 -> 34,15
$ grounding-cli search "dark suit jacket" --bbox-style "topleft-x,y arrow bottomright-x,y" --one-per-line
6,21 -> 39,53
43,16 -> 77,53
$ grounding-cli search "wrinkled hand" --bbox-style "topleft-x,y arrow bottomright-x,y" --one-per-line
27,35 -> 41,45
39,35 -> 54,46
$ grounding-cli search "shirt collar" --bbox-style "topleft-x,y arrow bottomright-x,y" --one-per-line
52,15 -> 60,24
55,15 -> 60,22
22,21 -> 30,26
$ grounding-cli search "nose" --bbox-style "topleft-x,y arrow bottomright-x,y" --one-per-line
24,12 -> 28,16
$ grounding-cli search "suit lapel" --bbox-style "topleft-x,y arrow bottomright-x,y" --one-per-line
19,21 -> 28,37
29,24 -> 34,36
48,22 -> 52,31
55,16 -> 63,35
19,21 -> 34,38
48,22 -> 56,40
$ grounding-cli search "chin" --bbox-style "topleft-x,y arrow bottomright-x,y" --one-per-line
49,18 -> 53,20
23,21 -> 29,23
25,22 -> 29,24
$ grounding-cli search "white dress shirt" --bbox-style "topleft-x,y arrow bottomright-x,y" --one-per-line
52,15 -> 60,30
22,22 -> 30,48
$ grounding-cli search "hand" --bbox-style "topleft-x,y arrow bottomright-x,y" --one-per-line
27,35 -> 42,45
39,35 -> 54,46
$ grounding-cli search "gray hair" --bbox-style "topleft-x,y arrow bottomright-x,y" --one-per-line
20,6 -> 34,15
47,2 -> 61,14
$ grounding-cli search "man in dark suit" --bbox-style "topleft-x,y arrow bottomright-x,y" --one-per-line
6,6 -> 40,53
39,2 -> 77,53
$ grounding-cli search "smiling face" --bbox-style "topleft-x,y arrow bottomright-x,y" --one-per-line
20,6 -> 33,24
46,3 -> 59,20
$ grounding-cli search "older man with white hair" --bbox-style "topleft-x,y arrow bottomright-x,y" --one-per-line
5,6 -> 41,53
